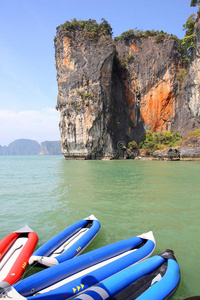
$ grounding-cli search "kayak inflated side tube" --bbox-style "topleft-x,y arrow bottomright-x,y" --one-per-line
56,219 -> 101,263
72,256 -> 165,300
25,239 -> 155,299
29,216 -> 101,267
136,259 -> 180,300
31,219 -> 88,258
13,234 -> 155,297
72,252 -> 180,300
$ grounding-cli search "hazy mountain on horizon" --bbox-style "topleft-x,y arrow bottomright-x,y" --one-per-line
39,140 -> 62,155
0,139 -> 62,155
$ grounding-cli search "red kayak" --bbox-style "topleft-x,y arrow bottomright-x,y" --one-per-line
0,225 -> 38,285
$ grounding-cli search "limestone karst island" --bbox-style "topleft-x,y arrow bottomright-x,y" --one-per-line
54,12 -> 200,161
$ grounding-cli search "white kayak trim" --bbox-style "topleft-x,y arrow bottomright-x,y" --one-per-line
0,237 -> 28,282
14,224 -> 34,233
138,231 -> 156,245
37,249 -> 135,294
52,228 -> 89,257
28,214 -> 100,267
84,215 -> 98,221
28,227 -> 90,267
28,255 -> 58,268
28,231 -> 155,295
1,231 -> 155,299
151,273 -> 162,285
137,231 -> 156,261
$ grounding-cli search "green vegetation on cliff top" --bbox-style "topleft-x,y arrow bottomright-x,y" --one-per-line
59,18 -> 113,37
114,28 -> 172,43
190,0 -> 200,6
181,13 -> 196,64
59,8 -> 197,65
59,1 -> 197,85
114,9 -> 197,66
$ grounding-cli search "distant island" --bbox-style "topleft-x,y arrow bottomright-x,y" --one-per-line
0,139 -> 62,155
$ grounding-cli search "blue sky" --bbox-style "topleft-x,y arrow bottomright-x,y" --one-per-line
0,0 -> 198,145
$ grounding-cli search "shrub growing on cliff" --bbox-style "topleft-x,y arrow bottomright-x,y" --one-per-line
61,18 -> 113,38
181,129 -> 200,147
139,130 -> 182,153
183,14 -> 196,38
114,28 -> 170,41
114,29 -> 136,40
128,140 -> 139,151
190,0 -> 200,6
176,68 -> 188,92
114,9 -> 197,67
186,128 -> 200,137
179,14 -> 197,65
183,14 -> 196,36
126,54 -> 134,63
155,31 -> 166,43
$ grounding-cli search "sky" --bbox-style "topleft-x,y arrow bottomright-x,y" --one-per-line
0,0 -> 198,146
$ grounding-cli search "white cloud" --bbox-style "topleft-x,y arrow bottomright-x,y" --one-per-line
0,108 -> 61,146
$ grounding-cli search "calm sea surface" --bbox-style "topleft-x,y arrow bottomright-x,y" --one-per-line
0,155 -> 199,299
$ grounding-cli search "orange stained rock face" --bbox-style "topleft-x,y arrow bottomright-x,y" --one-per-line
124,77 -> 140,124
85,106 -> 95,130
125,87 -> 135,123
130,43 -> 138,53
124,73 -> 138,107
79,44 -> 86,61
140,78 -> 175,132
63,37 -> 74,71
125,85 -> 134,107
129,108 -> 135,124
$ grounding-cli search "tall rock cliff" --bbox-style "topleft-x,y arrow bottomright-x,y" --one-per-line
186,9 -> 200,122
55,22 -> 116,158
55,19 -> 200,159
114,36 -> 179,140
173,8 -> 200,134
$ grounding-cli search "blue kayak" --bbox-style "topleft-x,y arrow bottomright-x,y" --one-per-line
0,231 -> 155,300
29,214 -> 101,267
73,250 -> 180,300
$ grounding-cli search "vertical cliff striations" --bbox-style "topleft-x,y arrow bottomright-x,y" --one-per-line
186,9 -> 200,121
115,36 -> 180,140
173,8 -> 200,135
55,21 -> 116,158
55,19 -> 200,159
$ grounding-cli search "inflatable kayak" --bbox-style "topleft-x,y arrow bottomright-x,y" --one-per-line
0,225 -> 38,285
29,215 -> 101,267
73,249 -> 180,300
0,231 -> 155,299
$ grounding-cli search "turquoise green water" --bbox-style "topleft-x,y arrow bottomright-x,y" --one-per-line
0,156 -> 200,299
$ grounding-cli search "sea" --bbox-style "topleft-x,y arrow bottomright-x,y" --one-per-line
0,155 -> 199,299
